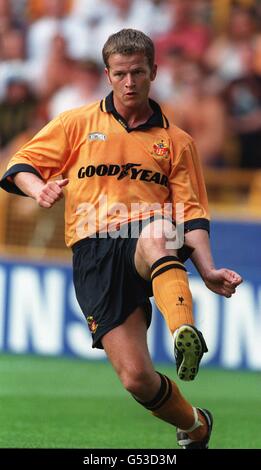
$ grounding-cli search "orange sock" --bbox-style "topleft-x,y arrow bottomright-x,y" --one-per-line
133,373 -> 207,441
151,256 -> 194,334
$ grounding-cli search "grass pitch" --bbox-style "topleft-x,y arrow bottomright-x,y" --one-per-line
0,354 -> 260,449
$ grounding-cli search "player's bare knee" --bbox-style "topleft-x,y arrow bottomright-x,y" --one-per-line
120,367 -> 151,396
137,220 -> 178,267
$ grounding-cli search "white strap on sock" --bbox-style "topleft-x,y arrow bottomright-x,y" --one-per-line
180,407 -> 203,433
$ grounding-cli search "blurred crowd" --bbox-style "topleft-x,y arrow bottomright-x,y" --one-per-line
1,0 -> 261,169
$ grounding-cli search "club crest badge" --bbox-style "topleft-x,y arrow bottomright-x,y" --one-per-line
151,140 -> 170,159
87,316 -> 98,333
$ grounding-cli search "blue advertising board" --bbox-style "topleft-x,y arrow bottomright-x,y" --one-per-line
0,220 -> 260,369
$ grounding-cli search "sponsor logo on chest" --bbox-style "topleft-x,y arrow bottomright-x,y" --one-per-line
77,163 -> 168,187
88,132 -> 107,142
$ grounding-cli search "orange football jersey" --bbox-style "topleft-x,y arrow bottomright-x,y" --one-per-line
0,93 -> 209,247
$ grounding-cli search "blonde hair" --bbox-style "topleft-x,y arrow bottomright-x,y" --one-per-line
102,29 -> 155,70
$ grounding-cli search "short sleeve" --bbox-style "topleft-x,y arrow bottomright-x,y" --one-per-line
0,115 -> 70,195
169,139 -> 210,232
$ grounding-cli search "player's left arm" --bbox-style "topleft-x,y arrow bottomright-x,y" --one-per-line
185,228 -> 243,298
170,136 -> 242,297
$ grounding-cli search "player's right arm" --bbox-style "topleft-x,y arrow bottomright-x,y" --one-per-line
13,173 -> 69,208
0,114 -> 70,204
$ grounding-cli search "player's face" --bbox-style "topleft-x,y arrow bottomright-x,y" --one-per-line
105,53 -> 157,110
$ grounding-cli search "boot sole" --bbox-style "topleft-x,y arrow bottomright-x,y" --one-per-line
175,325 -> 203,381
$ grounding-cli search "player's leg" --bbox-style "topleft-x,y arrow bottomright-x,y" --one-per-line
134,218 -> 208,381
101,305 -> 212,447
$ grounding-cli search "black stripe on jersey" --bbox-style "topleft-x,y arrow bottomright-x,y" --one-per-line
99,99 -> 104,112
0,163 -> 43,196
184,218 -> 210,234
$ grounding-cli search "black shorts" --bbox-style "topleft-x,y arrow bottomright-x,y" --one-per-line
72,226 -> 153,349
72,217 -> 193,350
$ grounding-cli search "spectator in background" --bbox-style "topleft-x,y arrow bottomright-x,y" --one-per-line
38,33 -> 74,99
27,0 -> 92,70
0,0 -> 11,34
224,48 -> 261,169
0,27 -> 32,99
0,0 -> 24,35
204,6 -> 258,83
155,0 -> 211,64
0,77 -> 38,149
48,58 -> 106,119
152,47 -> 189,102
1,27 -> 25,61
160,59 -> 226,167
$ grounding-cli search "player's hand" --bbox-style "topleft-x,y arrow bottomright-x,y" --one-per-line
36,178 -> 69,208
204,268 -> 243,298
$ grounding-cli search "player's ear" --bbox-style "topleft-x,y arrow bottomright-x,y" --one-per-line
150,64 -> 157,81
105,67 -> 112,85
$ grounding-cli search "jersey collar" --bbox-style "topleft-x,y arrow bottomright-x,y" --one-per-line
100,92 -> 169,132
